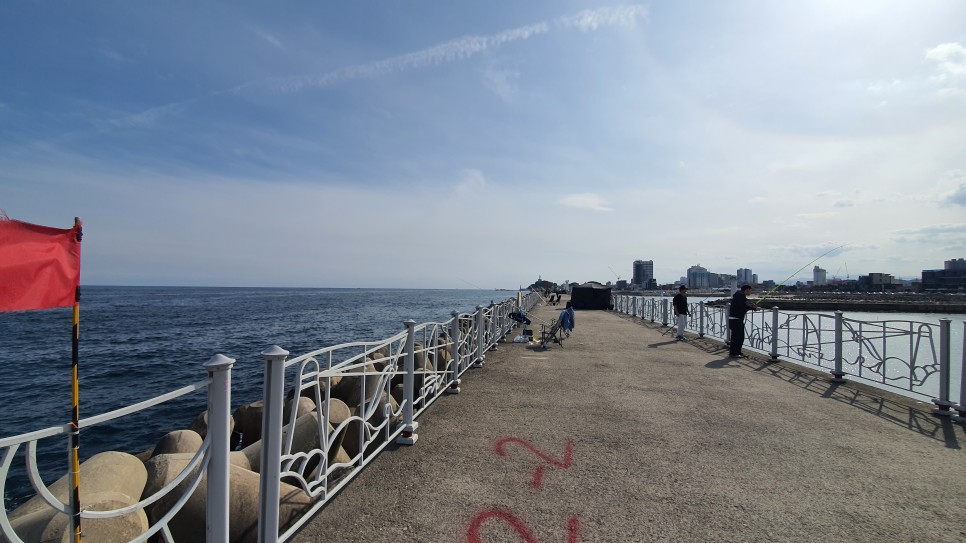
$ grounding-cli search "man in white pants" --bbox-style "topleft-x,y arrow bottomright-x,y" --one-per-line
672,285 -> 689,340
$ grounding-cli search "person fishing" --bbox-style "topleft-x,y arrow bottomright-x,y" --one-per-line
728,285 -> 759,357
559,301 -> 575,337
672,285 -> 689,341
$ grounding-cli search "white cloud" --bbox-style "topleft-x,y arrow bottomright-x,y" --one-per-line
795,211 -> 837,220
248,25 -> 284,50
99,47 -> 134,63
943,184 -> 966,206
557,193 -> 613,212
254,5 -> 646,93
455,169 -> 488,195
482,65 -> 520,102
925,42 -> 966,78
833,200 -> 854,207
893,223 -> 966,243
262,22 -> 550,93
556,5 -> 648,31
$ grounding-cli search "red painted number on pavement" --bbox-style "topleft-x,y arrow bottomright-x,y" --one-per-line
494,437 -> 574,489
467,509 -> 580,543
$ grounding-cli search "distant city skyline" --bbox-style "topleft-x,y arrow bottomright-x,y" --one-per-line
614,256 -> 961,289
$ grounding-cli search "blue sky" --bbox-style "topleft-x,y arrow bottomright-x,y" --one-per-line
2,1 -> 964,288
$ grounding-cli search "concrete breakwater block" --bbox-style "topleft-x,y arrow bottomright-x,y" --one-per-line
146,427 -> 251,470
233,401 -> 265,450
143,453 -> 313,543
233,397 -> 319,450
241,405 -> 350,475
331,362 -> 386,408
188,409 -> 237,445
8,451 -> 148,543
39,491 -> 149,543
151,429 -> 203,457
288,396 -> 316,423
340,392 -> 399,459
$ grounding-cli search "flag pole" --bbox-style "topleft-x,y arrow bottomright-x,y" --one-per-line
69,217 -> 82,543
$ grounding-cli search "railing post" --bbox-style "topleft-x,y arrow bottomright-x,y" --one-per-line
932,318 -> 953,416
724,303 -> 731,344
446,311 -> 462,394
257,345 -> 289,543
699,303 -> 705,337
954,321 -> 966,422
770,307 -> 779,360
488,302 -> 499,350
397,320 -> 420,443
830,311 -> 846,383
204,354 -> 234,543
661,298 -> 668,327
473,305 -> 485,367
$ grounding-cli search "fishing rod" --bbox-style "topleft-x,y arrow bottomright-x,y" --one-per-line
757,244 -> 846,303
457,277 -> 487,290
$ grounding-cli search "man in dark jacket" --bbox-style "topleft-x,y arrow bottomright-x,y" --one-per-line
728,285 -> 759,356
672,285 -> 689,340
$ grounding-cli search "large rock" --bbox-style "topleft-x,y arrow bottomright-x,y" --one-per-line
143,453 -> 313,543
9,451 -> 148,543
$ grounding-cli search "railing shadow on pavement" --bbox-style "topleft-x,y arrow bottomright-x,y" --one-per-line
614,312 -> 963,451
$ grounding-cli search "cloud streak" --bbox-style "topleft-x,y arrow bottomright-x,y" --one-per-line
558,193 -> 613,212
98,5 -> 648,138
251,5 -> 647,93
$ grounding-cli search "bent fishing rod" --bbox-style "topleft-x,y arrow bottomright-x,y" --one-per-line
757,244 -> 847,304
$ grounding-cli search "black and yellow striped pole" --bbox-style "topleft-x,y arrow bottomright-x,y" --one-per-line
69,217 -> 82,543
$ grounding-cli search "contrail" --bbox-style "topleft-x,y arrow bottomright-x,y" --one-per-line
256,5 -> 647,93
119,4 -> 647,126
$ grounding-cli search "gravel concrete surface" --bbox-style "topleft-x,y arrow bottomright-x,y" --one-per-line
291,297 -> 966,543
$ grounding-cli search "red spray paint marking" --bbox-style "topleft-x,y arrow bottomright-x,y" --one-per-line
467,509 -> 581,543
494,437 -> 574,489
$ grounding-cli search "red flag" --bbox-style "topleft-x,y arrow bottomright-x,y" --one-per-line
0,218 -> 82,312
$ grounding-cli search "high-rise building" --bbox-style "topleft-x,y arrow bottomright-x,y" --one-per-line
687,264 -> 710,289
632,260 -> 654,288
813,265 -> 827,286
922,258 -> 966,291
737,268 -> 754,285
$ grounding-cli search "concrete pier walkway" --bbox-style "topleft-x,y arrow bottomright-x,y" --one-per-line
293,298 -> 966,542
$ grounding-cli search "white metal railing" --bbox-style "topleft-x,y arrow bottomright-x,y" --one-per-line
0,355 -> 234,543
256,292 -> 539,543
612,295 -> 966,414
